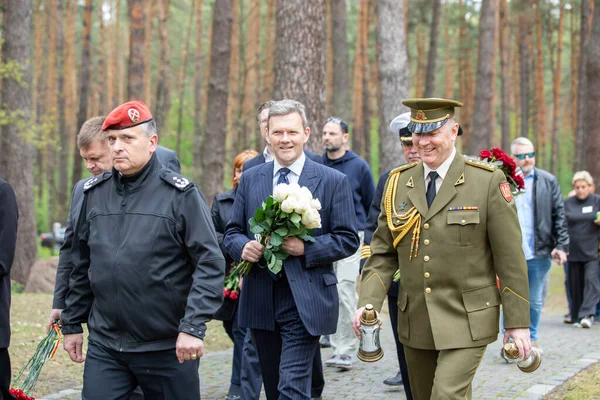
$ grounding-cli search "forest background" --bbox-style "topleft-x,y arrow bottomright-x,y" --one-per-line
1,0 -> 600,285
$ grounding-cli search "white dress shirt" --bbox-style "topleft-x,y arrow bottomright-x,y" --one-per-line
423,147 -> 457,194
272,152 -> 306,189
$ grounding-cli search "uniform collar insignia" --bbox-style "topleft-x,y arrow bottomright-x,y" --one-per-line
398,201 -> 407,211
455,173 -> 465,186
406,176 -> 414,188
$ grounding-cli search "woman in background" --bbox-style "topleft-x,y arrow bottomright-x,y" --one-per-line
211,149 -> 258,400
564,171 -> 600,328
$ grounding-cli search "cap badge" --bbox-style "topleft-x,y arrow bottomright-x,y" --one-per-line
415,110 -> 427,121
128,108 -> 140,123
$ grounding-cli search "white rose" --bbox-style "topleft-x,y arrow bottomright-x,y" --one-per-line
294,197 -> 311,215
299,186 -> 313,201
273,184 -> 289,203
301,208 -> 322,229
280,196 -> 298,214
310,198 -> 322,211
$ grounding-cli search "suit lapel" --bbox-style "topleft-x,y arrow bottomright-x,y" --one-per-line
424,153 -> 465,222
298,158 -> 321,193
257,163 -> 274,207
407,165 -> 428,217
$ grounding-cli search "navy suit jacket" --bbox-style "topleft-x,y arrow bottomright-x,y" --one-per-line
243,150 -> 322,171
224,158 -> 359,335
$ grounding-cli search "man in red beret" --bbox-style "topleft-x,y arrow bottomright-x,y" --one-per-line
61,101 -> 225,400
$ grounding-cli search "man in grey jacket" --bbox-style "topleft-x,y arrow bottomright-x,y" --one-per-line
510,137 -> 569,353
61,101 -> 223,400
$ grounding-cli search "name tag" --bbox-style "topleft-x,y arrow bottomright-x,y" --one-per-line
582,206 -> 593,214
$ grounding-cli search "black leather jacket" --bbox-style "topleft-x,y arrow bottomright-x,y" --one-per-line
531,168 -> 569,256
61,154 -> 225,352
211,187 -> 236,268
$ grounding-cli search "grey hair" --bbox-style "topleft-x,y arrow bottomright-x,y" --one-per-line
572,170 -> 594,186
267,99 -> 308,130
140,119 -> 158,137
511,137 -> 534,154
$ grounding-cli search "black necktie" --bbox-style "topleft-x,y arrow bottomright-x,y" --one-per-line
277,168 -> 291,185
426,171 -> 439,208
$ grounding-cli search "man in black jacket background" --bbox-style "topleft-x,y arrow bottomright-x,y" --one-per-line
0,179 -> 18,400
510,137 -> 569,353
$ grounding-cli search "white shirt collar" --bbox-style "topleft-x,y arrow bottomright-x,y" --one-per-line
263,146 -> 273,163
273,152 -> 306,179
423,147 -> 456,182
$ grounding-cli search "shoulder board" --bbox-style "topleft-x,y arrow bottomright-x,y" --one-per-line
160,170 -> 195,191
83,172 -> 111,192
465,158 -> 497,172
390,162 -> 418,176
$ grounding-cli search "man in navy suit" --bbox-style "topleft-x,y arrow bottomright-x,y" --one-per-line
225,99 -> 359,400
243,101 -> 323,171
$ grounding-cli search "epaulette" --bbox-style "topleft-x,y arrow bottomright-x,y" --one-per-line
465,158 -> 497,172
83,172 -> 112,192
160,170 -> 195,191
390,162 -> 418,176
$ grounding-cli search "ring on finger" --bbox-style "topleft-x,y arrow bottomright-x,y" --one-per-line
191,353 -> 197,359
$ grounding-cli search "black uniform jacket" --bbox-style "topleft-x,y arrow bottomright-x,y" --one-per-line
61,154 -> 225,352
0,179 -> 18,348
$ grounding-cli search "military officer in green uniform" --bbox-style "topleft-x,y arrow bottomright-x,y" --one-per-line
352,98 -> 531,400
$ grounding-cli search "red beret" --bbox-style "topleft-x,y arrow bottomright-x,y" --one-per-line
101,100 -> 153,131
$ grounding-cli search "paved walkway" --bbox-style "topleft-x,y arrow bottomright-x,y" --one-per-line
40,312 -> 600,400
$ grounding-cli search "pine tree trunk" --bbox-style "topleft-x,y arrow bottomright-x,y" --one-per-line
242,0 -> 261,149
127,0 -> 145,100
533,0 -> 547,165
273,0 -> 326,153
154,0 -> 171,133
325,0 -> 334,117
176,1 -> 195,157
499,0 -> 511,152
57,0 -> 69,223
112,0 -> 121,107
260,0 -> 276,104
226,0 -> 242,161
471,0 -> 498,154
97,3 -> 107,115
575,0 -> 593,171
570,7 -> 578,136
193,0 -> 204,181
64,0 -> 77,183
72,0 -> 93,187
519,13 -> 531,139
424,0 -> 442,97
331,0 -> 350,121
200,0 -> 233,203
351,0 -> 369,155
443,4 -> 455,99
377,0 -> 409,173
586,0 -> 600,185
0,0 -> 38,284
143,0 -> 155,107
458,0 -> 474,151
33,0 -> 46,200
550,0 -> 565,174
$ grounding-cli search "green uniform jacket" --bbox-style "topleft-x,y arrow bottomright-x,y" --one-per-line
358,152 -> 530,350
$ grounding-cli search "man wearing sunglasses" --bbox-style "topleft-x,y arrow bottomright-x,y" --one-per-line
510,137 -> 569,354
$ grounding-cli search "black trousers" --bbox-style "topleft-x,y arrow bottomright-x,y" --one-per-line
223,310 -> 246,390
0,349 -> 15,400
568,260 -> 600,319
82,340 -> 200,400
251,278 -> 320,400
388,294 -> 413,400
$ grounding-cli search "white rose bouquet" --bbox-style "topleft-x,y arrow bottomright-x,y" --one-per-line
234,182 -> 322,275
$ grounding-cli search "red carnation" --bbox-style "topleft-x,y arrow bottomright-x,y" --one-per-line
229,291 -> 239,300
513,174 -> 525,190
223,288 -> 230,297
10,389 -> 35,400
479,149 -> 492,160
491,148 -> 516,173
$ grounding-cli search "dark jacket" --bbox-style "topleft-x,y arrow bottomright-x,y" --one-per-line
61,153 -> 225,352
362,169 -> 399,297
322,150 -> 375,230
0,179 -> 18,348
52,146 -> 181,309
531,168 -> 569,256
243,149 -> 323,171
211,187 -> 236,268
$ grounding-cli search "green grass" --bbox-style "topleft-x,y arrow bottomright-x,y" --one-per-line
9,293 -> 233,397
544,362 -> 600,400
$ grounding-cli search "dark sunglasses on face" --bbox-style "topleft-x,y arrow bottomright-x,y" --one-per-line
514,152 -> 535,160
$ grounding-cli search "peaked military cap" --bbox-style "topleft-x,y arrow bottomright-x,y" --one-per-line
401,98 -> 463,136
389,112 -> 412,142
102,100 -> 153,131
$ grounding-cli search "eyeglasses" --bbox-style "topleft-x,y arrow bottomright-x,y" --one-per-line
514,152 -> 535,160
